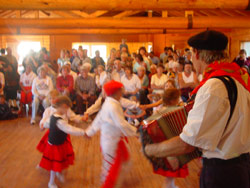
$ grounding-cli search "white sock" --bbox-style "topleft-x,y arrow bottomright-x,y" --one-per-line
165,177 -> 177,188
56,172 -> 65,183
49,170 -> 56,185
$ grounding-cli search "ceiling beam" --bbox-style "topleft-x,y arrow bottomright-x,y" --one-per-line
113,11 -> 140,18
0,17 -> 188,29
90,11 -> 108,18
53,11 -> 76,18
1,17 -> 250,29
0,0 -> 249,10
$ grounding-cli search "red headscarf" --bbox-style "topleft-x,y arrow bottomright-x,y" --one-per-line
191,61 -> 250,96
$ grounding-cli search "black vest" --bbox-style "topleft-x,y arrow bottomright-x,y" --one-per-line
48,115 -> 67,145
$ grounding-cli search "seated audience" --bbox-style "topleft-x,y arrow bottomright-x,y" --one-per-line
107,48 -> 116,65
91,50 -> 105,73
121,66 -> 141,99
56,65 -> 74,97
160,47 -> 169,62
57,49 -> 69,69
95,65 -> 105,89
178,61 -> 199,102
167,61 -> 180,88
0,69 -> 4,95
114,58 -> 125,78
72,49 -> 91,73
19,64 -> 37,115
124,95 -> 146,126
163,47 -> 173,64
41,63 -> 57,87
99,62 -> 120,87
133,54 -> 147,73
31,67 -> 53,125
149,51 -> 160,65
151,64 -> 168,95
0,95 -> 18,120
5,47 -> 18,72
4,63 -> 20,110
70,49 -> 78,63
139,47 -> 150,71
75,66 -> 96,114
233,49 -> 250,67
137,66 -> 149,104
64,61 -> 78,84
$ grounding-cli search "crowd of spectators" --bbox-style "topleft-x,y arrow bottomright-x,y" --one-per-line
0,40 -> 249,125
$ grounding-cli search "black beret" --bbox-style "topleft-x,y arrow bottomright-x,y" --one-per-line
188,30 -> 228,51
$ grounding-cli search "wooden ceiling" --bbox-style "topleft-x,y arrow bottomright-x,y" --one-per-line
0,10 -> 250,19
0,0 -> 250,35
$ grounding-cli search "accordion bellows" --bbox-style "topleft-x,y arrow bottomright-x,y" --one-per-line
140,105 -> 201,173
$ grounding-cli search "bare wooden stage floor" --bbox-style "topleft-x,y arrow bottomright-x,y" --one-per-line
0,117 -> 200,188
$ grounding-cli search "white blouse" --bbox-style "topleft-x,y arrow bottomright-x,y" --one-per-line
121,74 -> 141,92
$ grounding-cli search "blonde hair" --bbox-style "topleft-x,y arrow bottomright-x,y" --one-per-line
54,95 -> 72,108
49,89 -> 60,98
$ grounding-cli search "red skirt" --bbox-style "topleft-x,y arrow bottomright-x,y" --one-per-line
153,164 -> 189,178
38,133 -> 74,172
37,130 -> 71,152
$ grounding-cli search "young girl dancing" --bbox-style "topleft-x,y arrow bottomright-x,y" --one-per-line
85,80 -> 137,188
38,95 -> 85,188
37,90 -> 86,154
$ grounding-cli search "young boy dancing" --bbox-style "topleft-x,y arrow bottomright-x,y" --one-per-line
85,80 -> 137,188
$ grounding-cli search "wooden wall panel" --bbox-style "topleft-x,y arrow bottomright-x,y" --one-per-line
230,29 -> 250,60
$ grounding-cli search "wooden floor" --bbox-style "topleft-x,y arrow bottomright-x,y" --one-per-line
0,116 -> 201,188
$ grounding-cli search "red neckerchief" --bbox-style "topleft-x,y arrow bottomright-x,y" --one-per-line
191,61 -> 250,96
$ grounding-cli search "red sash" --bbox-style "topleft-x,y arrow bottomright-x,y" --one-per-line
102,138 -> 129,188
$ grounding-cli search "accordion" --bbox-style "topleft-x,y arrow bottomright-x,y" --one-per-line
139,105 -> 201,173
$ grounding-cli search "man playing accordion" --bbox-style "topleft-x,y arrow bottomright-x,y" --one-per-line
145,30 -> 250,188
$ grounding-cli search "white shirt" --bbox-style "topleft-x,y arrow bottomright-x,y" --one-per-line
99,71 -> 121,86
85,96 -> 139,115
86,97 -> 137,150
40,106 -> 83,128
44,113 -> 84,137
151,74 -> 168,94
121,74 -> 141,92
180,78 -> 250,159
0,72 -> 5,95
20,71 -> 36,87
32,76 -> 53,97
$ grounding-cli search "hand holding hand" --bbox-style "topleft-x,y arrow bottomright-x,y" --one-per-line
82,114 -> 89,121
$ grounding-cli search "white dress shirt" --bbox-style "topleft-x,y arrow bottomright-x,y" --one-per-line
180,78 -> 250,159
86,97 -> 137,151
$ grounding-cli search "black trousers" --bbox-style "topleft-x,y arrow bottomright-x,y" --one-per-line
200,153 -> 250,188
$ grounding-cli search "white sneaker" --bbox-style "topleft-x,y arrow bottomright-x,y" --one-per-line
56,172 -> 65,183
48,183 -> 58,188
30,119 -> 36,125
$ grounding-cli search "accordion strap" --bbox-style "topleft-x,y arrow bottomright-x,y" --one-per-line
212,76 -> 238,132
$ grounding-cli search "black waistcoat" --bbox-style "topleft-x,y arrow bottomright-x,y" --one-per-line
48,115 -> 67,145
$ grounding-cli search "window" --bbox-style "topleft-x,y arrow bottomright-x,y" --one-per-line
17,41 -> 41,73
91,45 -> 107,61
240,42 -> 250,57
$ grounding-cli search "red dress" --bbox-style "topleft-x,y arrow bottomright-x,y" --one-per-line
37,115 -> 74,172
